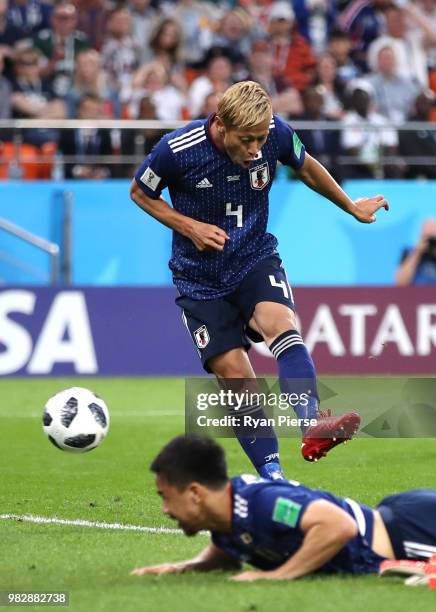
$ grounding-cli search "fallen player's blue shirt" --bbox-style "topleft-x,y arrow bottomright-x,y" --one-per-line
211,475 -> 386,573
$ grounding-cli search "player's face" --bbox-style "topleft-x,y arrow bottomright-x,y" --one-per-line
222,117 -> 271,168
155,475 -> 205,536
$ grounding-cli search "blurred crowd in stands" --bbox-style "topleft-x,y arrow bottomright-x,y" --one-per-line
0,0 -> 436,180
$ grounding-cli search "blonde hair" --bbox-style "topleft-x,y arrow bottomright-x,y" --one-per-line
217,81 -> 272,129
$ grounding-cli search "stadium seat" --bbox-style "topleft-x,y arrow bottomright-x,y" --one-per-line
0,142 -> 56,180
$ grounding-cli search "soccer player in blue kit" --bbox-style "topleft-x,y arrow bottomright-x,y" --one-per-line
130,81 -> 389,478
131,435 -> 436,581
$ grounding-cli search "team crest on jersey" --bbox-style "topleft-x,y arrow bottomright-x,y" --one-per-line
249,162 -> 269,190
194,325 -> 210,349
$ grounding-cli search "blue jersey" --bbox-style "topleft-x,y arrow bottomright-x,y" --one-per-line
134,114 -> 305,299
211,475 -> 386,574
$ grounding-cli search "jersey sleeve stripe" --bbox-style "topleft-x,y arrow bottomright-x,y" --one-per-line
168,126 -> 205,145
171,135 -> 207,153
169,128 -> 205,150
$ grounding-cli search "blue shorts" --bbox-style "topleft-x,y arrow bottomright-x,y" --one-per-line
175,255 -> 295,372
377,489 -> 436,560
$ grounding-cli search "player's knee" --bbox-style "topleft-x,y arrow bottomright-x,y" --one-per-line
212,364 -> 252,378
253,304 -> 297,343
259,316 -> 298,344
209,352 -> 253,379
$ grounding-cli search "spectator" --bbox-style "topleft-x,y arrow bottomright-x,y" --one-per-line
101,5 -> 141,105
73,0 -> 111,52
0,48 -> 11,119
0,0 -> 25,78
65,49 -> 121,119
246,38 -> 303,117
129,0 -> 158,64
120,94 -> 167,177
130,60 -> 186,120
268,1 -> 316,92
396,219 -> 436,286
313,52 -> 345,119
340,80 -> 399,178
366,45 -> 420,124
147,17 -> 187,94
11,46 -> 65,146
413,0 -> 436,74
235,0 -> 273,31
292,0 -> 338,55
33,2 -> 89,98
163,0 -> 220,66
402,0 -> 436,72
7,0 -> 52,38
195,89 -> 220,118
148,17 -> 184,71
367,5 -> 429,88
338,0 -> 391,67
188,49 -> 234,118
58,93 -> 114,179
211,8 -> 256,63
298,85 -> 343,181
327,28 -> 360,84
399,90 -> 436,180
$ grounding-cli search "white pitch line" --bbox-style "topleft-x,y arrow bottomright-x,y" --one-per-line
0,514 -> 208,536
1,411 -> 182,419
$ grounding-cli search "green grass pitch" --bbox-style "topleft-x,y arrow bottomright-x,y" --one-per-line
1,377 -> 435,612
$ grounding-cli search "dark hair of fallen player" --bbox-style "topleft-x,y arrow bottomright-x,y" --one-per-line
150,434 -> 228,490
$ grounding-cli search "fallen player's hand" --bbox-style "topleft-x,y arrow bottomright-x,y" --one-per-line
188,220 -> 230,252
352,195 -> 389,223
230,570 -> 277,582
130,562 -> 186,576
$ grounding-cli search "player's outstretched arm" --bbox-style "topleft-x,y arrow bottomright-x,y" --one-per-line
131,543 -> 241,576
130,181 -> 229,252
231,500 -> 358,582
295,153 -> 389,224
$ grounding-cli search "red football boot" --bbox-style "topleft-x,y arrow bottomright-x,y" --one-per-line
301,409 -> 361,462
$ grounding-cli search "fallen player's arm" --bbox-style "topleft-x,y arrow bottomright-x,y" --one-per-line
131,543 -> 241,576
294,153 -> 389,223
130,180 -> 229,252
232,500 -> 358,582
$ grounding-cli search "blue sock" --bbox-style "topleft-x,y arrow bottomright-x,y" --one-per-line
230,401 -> 282,475
270,330 -> 320,435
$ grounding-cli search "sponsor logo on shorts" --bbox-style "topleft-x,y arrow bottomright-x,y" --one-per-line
249,162 -> 269,190
194,325 -> 210,349
140,167 -> 161,191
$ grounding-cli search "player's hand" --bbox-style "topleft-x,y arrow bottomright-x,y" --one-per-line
130,562 -> 186,576
187,221 -> 230,252
230,570 -> 277,582
352,195 -> 389,223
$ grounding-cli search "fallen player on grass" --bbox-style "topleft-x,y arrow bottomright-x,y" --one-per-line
131,435 -> 436,582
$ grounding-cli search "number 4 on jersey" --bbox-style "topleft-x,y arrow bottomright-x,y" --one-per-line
269,274 -> 293,300
226,202 -> 243,227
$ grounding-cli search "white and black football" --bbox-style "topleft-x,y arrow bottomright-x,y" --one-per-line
43,387 -> 110,453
